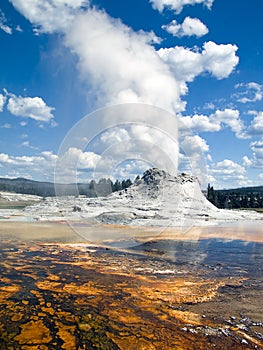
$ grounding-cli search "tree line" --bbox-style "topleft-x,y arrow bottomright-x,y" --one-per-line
0,177 -> 133,198
207,184 -> 263,209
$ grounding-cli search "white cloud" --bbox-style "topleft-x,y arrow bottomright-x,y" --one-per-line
0,10 -> 12,35
9,0 -> 89,33
10,1 -> 239,118
149,0 -> 213,14
179,114 -> 220,133
181,134 -> 209,154
242,156 -> 253,167
203,102 -> 215,110
209,159 -> 247,188
7,95 -> 55,122
0,94 -> 6,112
179,108 -> 244,137
212,159 -> 246,175
0,148 -> 103,182
9,0 -> 243,182
112,159 -> 153,180
162,17 -> 208,38
65,8 -> 185,113
100,128 -> 131,145
234,82 -> 263,104
246,111 -> 263,136
20,141 -> 38,150
158,41 -> 239,83
0,23 -> 12,35
250,140 -> 263,165
239,139 -> 263,169
1,123 -> 11,129
180,135 -> 209,184
202,41 -> 239,79
60,147 -> 101,170
211,109 -> 244,135
0,151 -> 57,180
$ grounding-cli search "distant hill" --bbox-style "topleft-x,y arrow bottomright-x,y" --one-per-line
0,177 -> 81,197
0,177 -> 132,198
218,185 -> 263,195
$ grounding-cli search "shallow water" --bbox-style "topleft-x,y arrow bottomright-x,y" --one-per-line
129,238 -> 263,277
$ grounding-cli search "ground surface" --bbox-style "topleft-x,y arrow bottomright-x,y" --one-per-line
0,222 -> 262,349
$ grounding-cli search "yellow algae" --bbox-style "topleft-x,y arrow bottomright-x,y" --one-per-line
15,320 -> 52,345
107,334 -> 157,350
133,279 -> 226,304
47,274 -> 60,281
56,322 -> 76,350
41,307 -> 55,315
0,284 -> 20,293
78,323 -> 92,331
11,314 -> 23,322
21,346 -> 48,350
0,277 -> 11,284
166,309 -> 204,325
36,281 -> 61,291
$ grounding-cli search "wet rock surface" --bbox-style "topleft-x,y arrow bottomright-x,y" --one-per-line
0,237 -> 262,349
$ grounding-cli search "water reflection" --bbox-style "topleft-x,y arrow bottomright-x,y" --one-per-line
129,238 -> 263,278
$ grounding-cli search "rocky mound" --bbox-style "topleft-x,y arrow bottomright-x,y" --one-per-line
96,168 -> 255,226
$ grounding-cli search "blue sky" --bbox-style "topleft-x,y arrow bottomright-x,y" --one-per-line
0,0 -> 263,188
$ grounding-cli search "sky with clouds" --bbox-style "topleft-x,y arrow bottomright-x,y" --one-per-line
0,0 -> 263,188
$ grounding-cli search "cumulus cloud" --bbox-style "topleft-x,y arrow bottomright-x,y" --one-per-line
9,0 -> 89,33
233,82 -> 263,104
239,139 -> 263,169
181,134 -> 209,154
158,41 -> 239,83
242,155 -> 253,167
0,148 -> 103,181
180,108 -> 244,137
209,159 -> 248,188
7,94 -> 55,122
211,109 -> 243,135
149,0 -> 213,14
250,140 -> 263,167
211,159 -> 246,176
0,151 -> 57,180
179,114 -> 220,133
246,111 -> 263,136
162,17 -> 208,38
0,94 -> 6,112
59,147 -> 101,170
